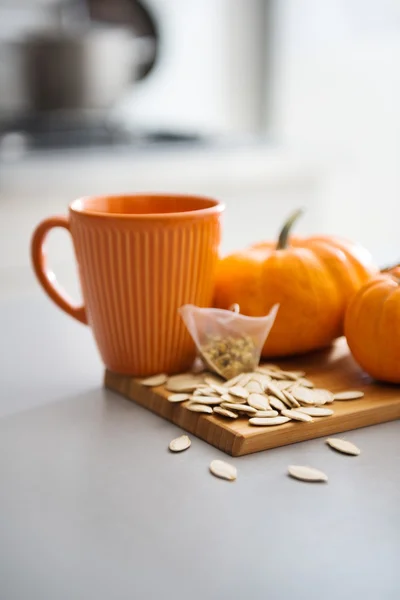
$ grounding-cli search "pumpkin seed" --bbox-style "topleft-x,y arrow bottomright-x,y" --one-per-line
269,396 -> 286,412
188,396 -> 222,406
282,389 -> 301,408
247,393 -> 271,411
326,438 -> 361,456
204,376 -> 225,388
245,380 -> 263,394
266,381 -> 287,402
288,465 -> 328,482
206,384 -> 226,396
229,386 -> 249,399
186,404 -> 213,414
220,393 -> 245,403
313,389 -> 335,405
209,459 -> 237,481
221,402 -> 257,414
291,386 -> 317,405
275,380 -> 295,391
251,372 -> 271,385
281,408 -> 313,422
193,387 -> 218,397
297,377 -> 314,388
266,370 -> 287,380
252,410 -> 279,418
166,374 -> 204,392
298,406 -> 334,417
283,370 -> 305,380
333,391 -> 364,401
222,373 -> 244,388
213,407 -> 238,419
169,435 -> 191,452
249,416 -> 290,426
167,393 -> 191,403
141,373 -> 168,387
237,373 -> 254,387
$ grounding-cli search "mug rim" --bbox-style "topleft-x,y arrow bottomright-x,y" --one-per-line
70,193 -> 225,220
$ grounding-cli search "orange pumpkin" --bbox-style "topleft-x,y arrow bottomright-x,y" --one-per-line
214,209 -> 377,357
345,272 -> 400,383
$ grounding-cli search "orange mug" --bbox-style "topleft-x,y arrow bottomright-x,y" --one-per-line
31,194 -> 224,375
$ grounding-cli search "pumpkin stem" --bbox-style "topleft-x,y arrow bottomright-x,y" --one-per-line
276,208 -> 304,250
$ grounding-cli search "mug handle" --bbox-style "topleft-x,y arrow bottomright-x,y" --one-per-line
31,215 -> 88,325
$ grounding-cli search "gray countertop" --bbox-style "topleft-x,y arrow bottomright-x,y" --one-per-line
0,289 -> 399,600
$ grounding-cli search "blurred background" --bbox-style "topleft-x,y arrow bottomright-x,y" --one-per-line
0,0 -> 400,296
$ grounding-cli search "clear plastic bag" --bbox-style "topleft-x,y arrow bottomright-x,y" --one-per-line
179,303 -> 279,380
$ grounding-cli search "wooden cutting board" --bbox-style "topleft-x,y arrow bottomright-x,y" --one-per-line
104,339 -> 400,456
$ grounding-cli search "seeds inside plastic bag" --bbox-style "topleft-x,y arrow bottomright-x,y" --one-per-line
179,304 -> 279,380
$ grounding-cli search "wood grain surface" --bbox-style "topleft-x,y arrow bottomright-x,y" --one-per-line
104,339 -> 400,456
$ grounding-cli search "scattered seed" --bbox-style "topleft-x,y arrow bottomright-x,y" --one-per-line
209,383 -> 228,396
326,438 -> 360,456
267,381 -> 287,402
249,416 -> 291,426
333,391 -> 364,401
188,396 -> 222,406
266,370 -> 287,380
229,386 -> 249,399
186,404 -> 213,414
221,402 -> 257,414
251,410 -> 279,418
283,370 -> 305,380
297,377 -> 314,388
169,435 -> 191,452
247,393 -> 271,411
291,386 -> 317,405
193,387 -> 217,397
204,376 -> 225,388
251,372 -> 271,386
167,393 -> 190,403
213,407 -> 238,419
222,373 -> 244,388
275,380 -> 295,391
237,373 -> 253,387
282,389 -> 301,408
288,465 -> 328,483
166,374 -> 204,392
220,393 -> 245,403
141,373 -> 168,387
281,409 -> 313,422
209,459 -> 237,481
245,380 -> 263,394
269,396 -> 286,412
298,407 -> 334,417
313,389 -> 335,405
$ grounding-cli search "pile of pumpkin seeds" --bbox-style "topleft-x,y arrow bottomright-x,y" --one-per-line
141,364 -> 364,427
141,365 -> 364,483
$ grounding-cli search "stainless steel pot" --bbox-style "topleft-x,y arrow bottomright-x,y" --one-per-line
23,26 -> 148,112
0,25 -> 156,123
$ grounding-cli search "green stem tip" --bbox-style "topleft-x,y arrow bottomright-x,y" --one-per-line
276,208 -> 304,250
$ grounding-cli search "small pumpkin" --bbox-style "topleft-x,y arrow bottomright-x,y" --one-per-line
345,272 -> 400,383
214,209 -> 377,357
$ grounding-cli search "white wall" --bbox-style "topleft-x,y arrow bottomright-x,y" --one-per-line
270,0 -> 400,264
116,0 -> 267,135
